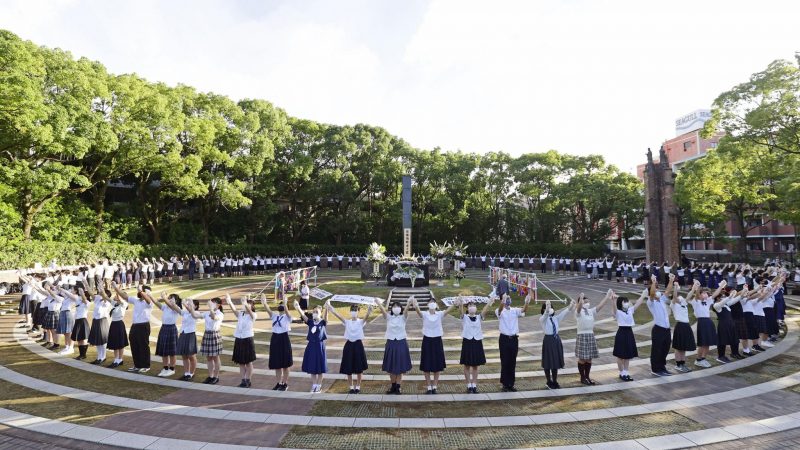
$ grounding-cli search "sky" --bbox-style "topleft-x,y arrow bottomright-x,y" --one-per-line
1,0 -> 798,173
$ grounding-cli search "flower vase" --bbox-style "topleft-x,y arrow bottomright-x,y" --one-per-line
453,281 -> 460,287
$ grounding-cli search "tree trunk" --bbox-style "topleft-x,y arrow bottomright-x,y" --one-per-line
92,183 -> 108,243
200,200 -> 210,246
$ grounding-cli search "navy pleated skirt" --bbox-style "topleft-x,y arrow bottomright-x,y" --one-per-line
672,321 -> 697,351
696,317 -> 717,347
459,338 -> 486,366
340,340 -> 368,374
419,336 -> 446,372
541,335 -> 565,370
268,332 -> 293,369
613,326 -> 638,359
382,339 -> 412,375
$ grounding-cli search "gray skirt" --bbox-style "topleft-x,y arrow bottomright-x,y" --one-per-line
575,333 -> 599,360
56,310 -> 75,334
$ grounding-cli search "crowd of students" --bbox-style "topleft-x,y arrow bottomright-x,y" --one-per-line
11,257 -> 792,394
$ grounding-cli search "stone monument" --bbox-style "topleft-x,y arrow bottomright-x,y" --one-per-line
643,147 -> 680,264
402,175 -> 412,258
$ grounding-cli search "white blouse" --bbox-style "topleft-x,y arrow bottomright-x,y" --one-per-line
615,307 -> 636,327
671,301 -> 690,323
271,313 -> 291,334
421,311 -> 444,338
129,297 -> 152,324
74,299 -> 89,319
495,308 -> 524,336
47,295 -> 64,312
690,299 -> 713,318
385,314 -> 407,340
92,296 -> 111,320
233,311 -> 256,338
60,296 -> 74,312
110,302 -> 128,321
344,319 -> 366,342
161,304 -> 178,326
203,310 -> 223,331
461,315 -> 483,340
180,310 -> 197,334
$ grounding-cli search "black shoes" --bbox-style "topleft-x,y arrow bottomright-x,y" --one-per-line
273,383 -> 282,391
619,374 -> 634,381
501,386 -> 518,392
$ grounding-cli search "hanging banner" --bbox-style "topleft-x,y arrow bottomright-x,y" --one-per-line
330,294 -> 381,305
441,296 -> 491,306
309,288 -> 333,299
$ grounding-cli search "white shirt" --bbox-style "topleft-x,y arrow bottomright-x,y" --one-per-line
421,311 -> 444,337
203,310 -> 223,331
615,307 -> 636,327
129,296 -> 153,324
344,318 -> 366,342
496,307 -> 524,336
690,298 -> 713,318
180,310 -> 197,333
300,285 -> 309,299
271,313 -> 291,333
461,314 -> 483,340
74,299 -> 89,319
576,307 -> 597,334
22,283 -> 32,296
233,311 -> 256,338
60,296 -> 75,312
110,301 -> 128,321
752,300 -> 765,316
161,304 -> 178,325
385,314 -> 407,340
92,296 -> 111,319
671,301 -> 690,323
540,307 -> 570,335
647,296 -> 671,328
742,298 -> 755,313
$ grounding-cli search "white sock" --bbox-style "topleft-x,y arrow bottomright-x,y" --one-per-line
427,385 -> 432,390
349,385 -> 354,390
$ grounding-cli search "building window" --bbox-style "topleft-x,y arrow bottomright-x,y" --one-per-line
746,217 -> 763,228
683,141 -> 692,151
746,241 -> 763,251
710,141 -> 718,148
682,242 -> 694,250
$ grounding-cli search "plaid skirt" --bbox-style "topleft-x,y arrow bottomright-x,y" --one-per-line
199,330 -> 222,356
56,310 -> 74,334
155,324 -> 178,356
43,310 -> 59,330
575,333 -> 599,360
755,315 -> 768,334
176,332 -> 198,356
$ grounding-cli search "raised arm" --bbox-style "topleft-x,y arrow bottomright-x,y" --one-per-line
322,300 -> 329,321
596,289 -> 612,311
521,293 -> 531,315
665,274 -> 675,297
160,292 -> 181,313
634,288 -> 647,310
374,298 -> 387,319
459,299 -> 465,319
671,281 -> 681,304
241,296 -> 255,319
260,294 -> 273,319
58,287 -> 80,302
442,300 -> 457,317
409,296 -> 421,318
186,299 -> 203,319
710,280 -> 727,299
481,298 -> 494,319
649,275 -> 658,300
224,293 -> 239,313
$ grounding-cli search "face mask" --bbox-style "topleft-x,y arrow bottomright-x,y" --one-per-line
503,300 -> 512,309
546,308 -> 554,315
312,312 -> 320,321
428,303 -> 437,311
392,307 -> 401,315
350,311 -> 358,319
468,306 -> 477,314
207,301 -> 215,311
655,291 -> 662,299
622,301 -> 630,310
679,297 -> 687,306
582,303 -> 591,310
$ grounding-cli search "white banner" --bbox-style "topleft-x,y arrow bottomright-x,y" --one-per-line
441,296 -> 491,306
309,288 -> 333,299
330,294 -> 381,305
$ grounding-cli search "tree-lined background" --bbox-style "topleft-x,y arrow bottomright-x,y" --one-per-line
0,30 -> 643,255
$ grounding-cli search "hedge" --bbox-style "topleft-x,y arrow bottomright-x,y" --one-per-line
0,240 -> 606,270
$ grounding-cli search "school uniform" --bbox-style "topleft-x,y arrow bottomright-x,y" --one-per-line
671,301 -> 696,351
340,318 -> 369,374
268,313 -> 293,369
301,318 -> 327,374
715,296 -> 740,358
381,315 -> 412,374
496,307 -> 524,389
18,282 -> 32,315
540,308 -> 570,370
690,298 -> 717,347
742,299 -> 760,340
128,297 -> 153,369
613,307 -> 638,359
176,310 -> 198,356
762,294 -> 778,337
753,299 -> 767,335
199,310 -> 224,356
460,315 -> 486,366
44,295 -> 63,330
420,311 -> 447,372
647,295 -> 672,373
155,304 -> 179,357
107,302 -> 129,350
232,311 -> 257,365
88,296 -> 111,346
70,298 -> 90,342
575,307 -> 600,359
57,297 -> 75,335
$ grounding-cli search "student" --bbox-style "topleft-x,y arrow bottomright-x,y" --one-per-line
106,291 -> 129,368
714,286 -> 744,362
177,298 -> 200,381
41,283 -> 62,349
410,298 -> 458,394
55,285 -> 77,355
297,280 -> 310,323
191,297 -> 224,384
613,289 -> 647,381
88,288 -> 112,363
540,299 -> 576,389
295,301 -> 328,393
687,280 -> 724,367
261,295 -> 292,391
459,298 -> 493,393
226,294 -> 257,388
647,274 -> 673,377
64,287 -> 90,360
496,293 -> 531,392
376,298 -> 414,394
155,292 -> 182,377
328,302 -> 374,394
668,281 -> 695,372
17,273 -> 34,329
112,283 -> 153,374
575,290 -> 613,385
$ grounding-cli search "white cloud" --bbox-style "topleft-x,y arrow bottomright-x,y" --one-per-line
0,0 -> 798,173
